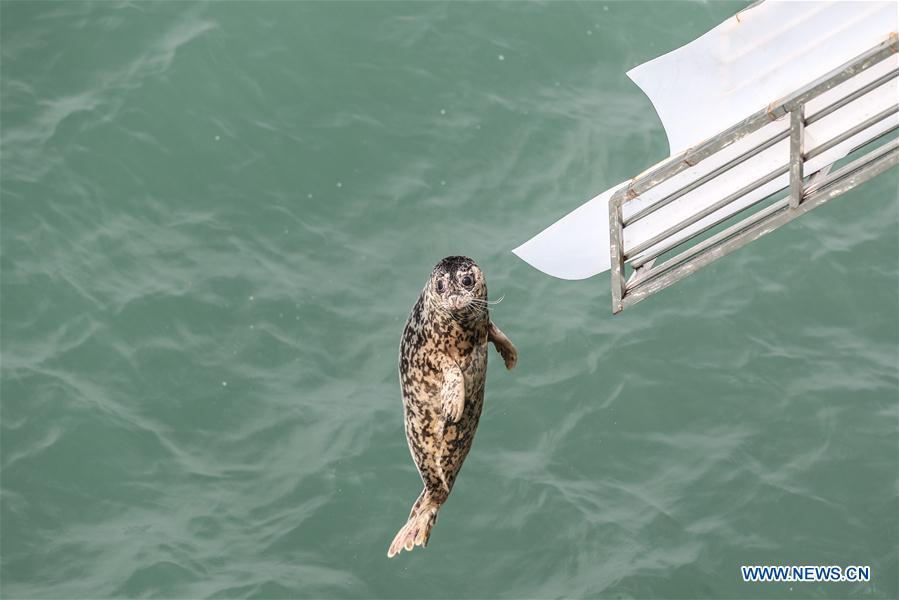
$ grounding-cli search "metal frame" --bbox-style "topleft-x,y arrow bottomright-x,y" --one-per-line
608,34 -> 899,314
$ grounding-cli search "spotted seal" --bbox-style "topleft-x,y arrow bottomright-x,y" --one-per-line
387,256 -> 517,558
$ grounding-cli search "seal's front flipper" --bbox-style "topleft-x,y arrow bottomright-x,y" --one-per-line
441,362 -> 465,421
488,322 -> 518,370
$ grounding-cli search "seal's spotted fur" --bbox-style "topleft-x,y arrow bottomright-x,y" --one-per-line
388,256 -> 517,557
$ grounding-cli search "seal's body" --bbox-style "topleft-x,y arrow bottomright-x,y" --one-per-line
388,256 -> 517,557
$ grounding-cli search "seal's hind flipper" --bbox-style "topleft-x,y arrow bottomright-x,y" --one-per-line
387,496 -> 439,558
488,322 -> 518,370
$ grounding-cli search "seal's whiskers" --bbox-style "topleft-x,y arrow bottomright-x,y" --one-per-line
470,294 -> 504,306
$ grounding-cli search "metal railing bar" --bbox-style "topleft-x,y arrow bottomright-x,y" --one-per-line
844,121 -> 899,157
802,145 -> 899,205
626,257 -> 656,287
806,67 -> 899,126
847,122 -> 899,156
625,164 -> 788,260
611,34 -> 897,207
629,175 -> 787,270
805,103 -> 899,161
804,137 -> 899,196
620,146 -> 899,310
627,197 -> 791,290
623,129 -> 789,227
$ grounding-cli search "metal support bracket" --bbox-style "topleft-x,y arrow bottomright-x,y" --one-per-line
789,106 -> 805,208
608,194 -> 626,314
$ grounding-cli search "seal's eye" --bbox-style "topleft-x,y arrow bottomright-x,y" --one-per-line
461,275 -> 474,288
436,280 -> 445,293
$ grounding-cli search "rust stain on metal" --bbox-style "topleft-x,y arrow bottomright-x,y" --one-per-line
682,156 -> 696,167
625,188 -> 638,201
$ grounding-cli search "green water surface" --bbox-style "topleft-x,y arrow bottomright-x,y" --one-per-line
2,1 -> 897,598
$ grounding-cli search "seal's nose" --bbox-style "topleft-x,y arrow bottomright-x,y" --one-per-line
449,295 -> 468,311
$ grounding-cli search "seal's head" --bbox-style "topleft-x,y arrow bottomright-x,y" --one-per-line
427,256 -> 488,320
